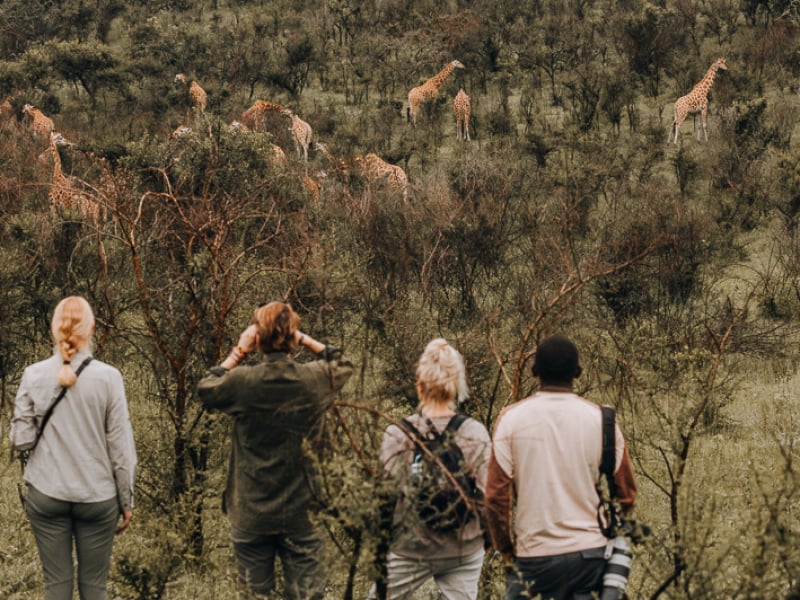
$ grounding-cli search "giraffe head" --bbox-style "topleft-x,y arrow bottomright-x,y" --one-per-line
452,60 -> 465,69
174,73 -> 187,84
23,103 -> 34,114
51,132 -> 72,147
714,57 -> 728,71
281,108 -> 294,117
172,126 -> 193,139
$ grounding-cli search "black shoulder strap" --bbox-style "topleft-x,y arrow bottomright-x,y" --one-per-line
31,357 -> 94,452
600,405 -> 617,499
399,417 -> 424,443
400,413 -> 467,444
444,413 -> 468,434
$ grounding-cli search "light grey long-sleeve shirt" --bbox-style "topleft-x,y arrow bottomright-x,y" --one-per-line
10,348 -> 137,510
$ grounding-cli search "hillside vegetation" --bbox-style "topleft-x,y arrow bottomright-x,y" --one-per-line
1,0 -> 800,598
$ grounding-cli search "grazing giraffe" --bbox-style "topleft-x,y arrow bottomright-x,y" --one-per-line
228,120 -> 250,132
0,95 -> 15,119
22,104 -> 55,138
271,144 -> 287,166
281,109 -> 313,162
671,57 -> 728,143
302,173 -> 321,202
407,59 -> 465,127
315,142 -> 350,174
48,132 -> 103,225
240,100 -> 286,131
353,153 -> 409,201
171,125 -> 193,139
174,73 -> 207,112
454,88 -> 471,141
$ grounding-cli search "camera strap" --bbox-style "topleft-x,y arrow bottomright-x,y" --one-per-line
598,404 -> 620,537
24,356 -> 94,462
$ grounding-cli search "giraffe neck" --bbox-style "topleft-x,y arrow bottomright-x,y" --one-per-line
51,142 -> 63,180
427,63 -> 455,91
695,64 -> 720,96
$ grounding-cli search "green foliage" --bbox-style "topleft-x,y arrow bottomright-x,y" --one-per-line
1,0 -> 800,598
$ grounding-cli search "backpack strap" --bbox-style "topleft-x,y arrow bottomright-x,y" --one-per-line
399,417 -> 424,443
444,413 -> 468,435
400,412 -> 467,442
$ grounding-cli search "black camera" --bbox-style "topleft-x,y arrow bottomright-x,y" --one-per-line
600,535 -> 633,600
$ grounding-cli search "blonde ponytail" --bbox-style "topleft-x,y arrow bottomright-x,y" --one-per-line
51,297 -> 95,387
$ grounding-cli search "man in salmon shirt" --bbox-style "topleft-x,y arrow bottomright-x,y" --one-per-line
485,335 -> 637,600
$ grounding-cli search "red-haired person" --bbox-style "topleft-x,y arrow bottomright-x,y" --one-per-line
197,302 -> 353,599
10,296 -> 136,600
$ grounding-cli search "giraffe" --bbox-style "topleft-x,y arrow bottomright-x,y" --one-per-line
671,57 -> 728,143
171,125 -> 193,139
1,89 -> 22,124
315,142 -> 349,174
175,73 -> 207,112
240,100 -> 286,131
228,120 -> 250,132
353,153 -> 409,201
271,144 -> 287,166
48,132 -> 103,225
454,88 -> 471,141
22,104 -> 55,138
407,60 -> 465,127
281,109 -> 313,162
302,173 -> 321,203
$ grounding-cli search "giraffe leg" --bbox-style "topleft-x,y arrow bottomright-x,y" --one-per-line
701,110 -> 708,141
465,117 -> 470,141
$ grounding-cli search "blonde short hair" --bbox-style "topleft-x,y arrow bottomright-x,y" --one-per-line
415,338 -> 469,410
51,296 -> 95,387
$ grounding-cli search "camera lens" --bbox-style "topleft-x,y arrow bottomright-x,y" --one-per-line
601,536 -> 632,600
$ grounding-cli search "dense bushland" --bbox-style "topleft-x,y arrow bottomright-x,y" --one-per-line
1,0 -> 799,598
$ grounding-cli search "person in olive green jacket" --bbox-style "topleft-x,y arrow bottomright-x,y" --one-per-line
197,302 -> 353,599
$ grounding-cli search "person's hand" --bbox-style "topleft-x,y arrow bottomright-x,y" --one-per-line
236,324 -> 258,354
116,509 -> 132,534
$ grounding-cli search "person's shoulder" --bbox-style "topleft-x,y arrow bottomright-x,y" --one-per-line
459,414 -> 490,440
79,359 -> 127,390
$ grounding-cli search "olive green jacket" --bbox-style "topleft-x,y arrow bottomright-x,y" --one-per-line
197,348 -> 353,534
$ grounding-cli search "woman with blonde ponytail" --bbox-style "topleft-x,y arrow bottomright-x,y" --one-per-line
10,296 -> 137,600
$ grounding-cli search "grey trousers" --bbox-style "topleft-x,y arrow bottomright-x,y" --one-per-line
25,484 -> 120,600
368,547 -> 486,600
231,525 -> 326,600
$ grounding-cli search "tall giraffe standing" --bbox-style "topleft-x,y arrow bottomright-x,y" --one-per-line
175,73 -> 207,112
47,132 -> 103,225
454,88 -> 471,141
407,60 -> 465,127
22,104 -> 55,138
353,153 -> 409,201
281,109 -> 313,162
240,100 -> 286,131
671,57 -> 728,143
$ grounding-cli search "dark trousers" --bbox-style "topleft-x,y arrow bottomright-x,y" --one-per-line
504,546 -> 606,600
25,484 -> 120,600
231,526 -> 326,599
